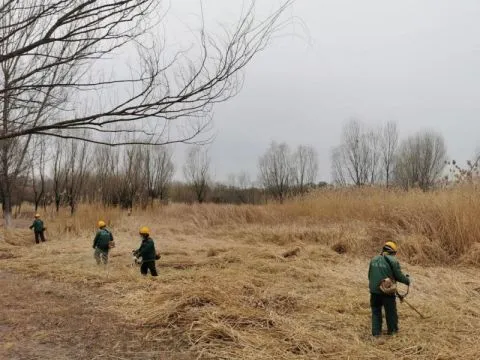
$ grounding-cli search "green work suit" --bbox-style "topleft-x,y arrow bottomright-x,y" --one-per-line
368,254 -> 410,336
93,228 -> 113,265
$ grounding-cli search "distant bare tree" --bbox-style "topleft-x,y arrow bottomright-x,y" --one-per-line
143,146 -> 175,206
52,139 -> 65,212
291,145 -> 318,193
63,140 -> 90,214
380,121 -> 399,187
394,130 -> 447,191
332,119 -> 369,186
258,142 -> 291,202
226,171 -> 254,203
93,145 -> 120,206
237,172 -> 252,191
117,146 -> 144,209
0,134 -> 30,224
183,146 -> 210,203
31,137 -> 48,211
331,146 -> 347,186
332,119 -> 386,186
366,129 -> 382,184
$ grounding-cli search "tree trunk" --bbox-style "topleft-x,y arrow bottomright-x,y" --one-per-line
2,190 -> 12,227
55,193 -> 61,212
70,197 -> 75,215
0,151 -> 12,227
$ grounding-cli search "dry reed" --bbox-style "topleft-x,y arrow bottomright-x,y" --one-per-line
1,186 -> 480,359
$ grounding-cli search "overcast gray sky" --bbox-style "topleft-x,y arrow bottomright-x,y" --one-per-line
170,0 -> 480,183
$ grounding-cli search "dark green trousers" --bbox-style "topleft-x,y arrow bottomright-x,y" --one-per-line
370,293 -> 398,336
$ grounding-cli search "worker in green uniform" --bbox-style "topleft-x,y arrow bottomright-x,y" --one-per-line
29,213 -> 46,244
92,220 -> 114,265
133,226 -> 158,276
368,241 -> 410,336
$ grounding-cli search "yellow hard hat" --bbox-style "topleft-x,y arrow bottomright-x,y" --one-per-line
98,220 -> 106,228
139,226 -> 150,235
384,241 -> 398,253
34,213 -> 40,218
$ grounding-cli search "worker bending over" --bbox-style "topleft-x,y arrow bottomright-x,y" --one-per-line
133,226 -> 159,276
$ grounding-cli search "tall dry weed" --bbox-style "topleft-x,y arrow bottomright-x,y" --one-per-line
7,185 -> 480,265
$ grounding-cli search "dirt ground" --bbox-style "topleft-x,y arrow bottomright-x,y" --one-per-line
0,270 -> 194,360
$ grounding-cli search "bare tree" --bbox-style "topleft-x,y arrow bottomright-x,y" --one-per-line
380,121 -> 399,187
0,0 -> 292,224
63,139 -> 91,214
0,135 -> 32,225
117,145 -> 145,209
93,144 -> 120,206
291,145 -> 318,194
394,130 -> 447,191
258,142 -> 291,202
143,146 -> 175,206
366,129 -> 382,184
331,146 -> 347,186
31,137 -> 48,212
183,146 -> 210,203
225,171 -> 254,204
52,139 -> 65,212
331,119 -> 386,186
332,119 -> 369,186
0,1 -> 293,144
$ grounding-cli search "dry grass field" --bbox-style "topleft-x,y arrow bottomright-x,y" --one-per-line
2,187 -> 480,359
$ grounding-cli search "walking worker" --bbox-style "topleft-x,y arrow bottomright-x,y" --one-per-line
92,220 -> 114,265
368,241 -> 410,337
133,226 -> 159,276
29,213 -> 46,244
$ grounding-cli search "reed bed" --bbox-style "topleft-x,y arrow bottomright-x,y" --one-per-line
1,186 -> 480,359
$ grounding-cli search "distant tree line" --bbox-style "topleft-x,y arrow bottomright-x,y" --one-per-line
331,119 -> 448,191
0,0 -> 293,226
1,117 -> 474,218
0,137 -> 327,215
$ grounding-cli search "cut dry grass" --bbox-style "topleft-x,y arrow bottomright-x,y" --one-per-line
2,186 -> 480,358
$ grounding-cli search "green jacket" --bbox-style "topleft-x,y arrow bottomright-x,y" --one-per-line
30,219 -> 44,232
368,254 -> 410,294
93,229 -> 113,251
135,237 -> 156,262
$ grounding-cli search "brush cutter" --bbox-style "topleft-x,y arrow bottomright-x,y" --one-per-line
131,250 -> 141,266
396,285 -> 429,319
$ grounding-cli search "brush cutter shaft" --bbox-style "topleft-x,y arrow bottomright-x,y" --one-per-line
402,298 -> 427,319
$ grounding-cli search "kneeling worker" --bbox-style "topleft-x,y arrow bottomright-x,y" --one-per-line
133,226 -> 159,276
92,220 -> 114,265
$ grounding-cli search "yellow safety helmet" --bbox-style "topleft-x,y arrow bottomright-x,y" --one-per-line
98,220 -> 106,228
34,213 -> 40,218
139,226 -> 150,235
383,241 -> 398,253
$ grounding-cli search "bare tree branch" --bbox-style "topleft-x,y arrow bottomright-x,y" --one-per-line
0,0 -> 294,145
